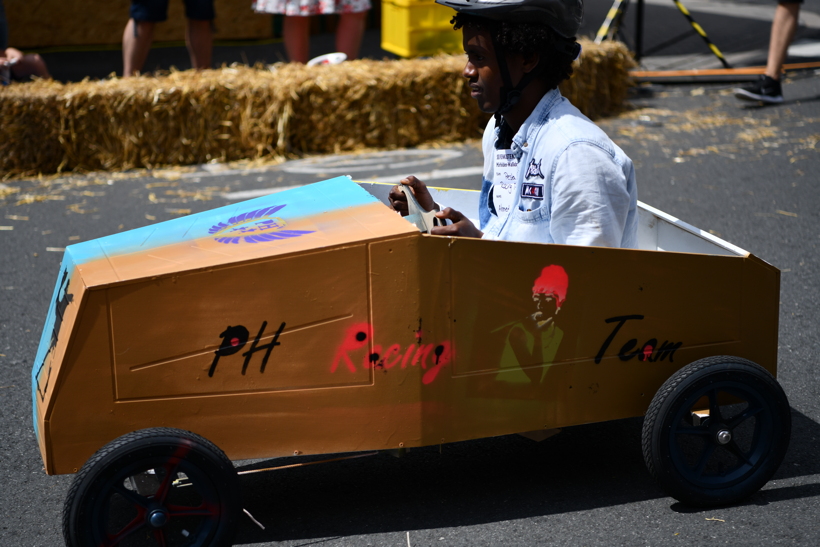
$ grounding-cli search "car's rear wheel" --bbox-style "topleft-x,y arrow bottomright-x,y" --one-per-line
62,427 -> 240,547
642,356 -> 790,507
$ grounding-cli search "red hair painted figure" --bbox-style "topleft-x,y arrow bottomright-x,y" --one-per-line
532,264 -> 569,308
495,264 -> 570,386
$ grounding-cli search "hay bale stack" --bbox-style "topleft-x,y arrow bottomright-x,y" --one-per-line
0,80 -> 66,175
562,39 -> 636,121
0,39 -> 635,177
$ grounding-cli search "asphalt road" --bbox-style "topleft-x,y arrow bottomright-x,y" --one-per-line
3,74 -> 820,545
4,10 -> 820,547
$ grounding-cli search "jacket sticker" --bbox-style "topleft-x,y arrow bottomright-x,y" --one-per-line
521,183 -> 544,200
525,158 -> 544,179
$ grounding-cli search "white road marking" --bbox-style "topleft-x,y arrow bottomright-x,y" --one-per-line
358,166 -> 484,184
221,166 -> 484,200
788,41 -> 820,58
181,149 -> 474,187
281,149 -> 464,174
222,185 -> 304,201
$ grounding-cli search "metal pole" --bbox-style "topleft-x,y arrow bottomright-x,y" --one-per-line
594,0 -> 628,44
635,0 -> 645,62
671,0 -> 732,68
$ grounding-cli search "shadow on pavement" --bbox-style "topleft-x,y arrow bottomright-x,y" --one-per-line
232,408 -> 819,544
736,93 -> 820,109
670,482 -> 820,514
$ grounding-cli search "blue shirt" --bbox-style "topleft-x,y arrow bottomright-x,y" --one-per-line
480,88 -> 638,248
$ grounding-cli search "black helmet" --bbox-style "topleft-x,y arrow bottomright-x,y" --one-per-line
435,0 -> 583,39
438,0 -> 583,119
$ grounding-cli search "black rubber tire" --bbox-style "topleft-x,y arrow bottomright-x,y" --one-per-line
642,356 -> 791,507
62,427 -> 241,547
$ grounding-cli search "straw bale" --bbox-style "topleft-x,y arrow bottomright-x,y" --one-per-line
560,39 -> 637,121
0,80 -> 66,177
0,40 -> 634,177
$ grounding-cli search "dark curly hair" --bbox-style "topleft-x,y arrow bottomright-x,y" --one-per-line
451,13 -> 576,91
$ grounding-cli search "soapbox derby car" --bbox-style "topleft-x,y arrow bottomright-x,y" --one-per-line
33,176 -> 790,546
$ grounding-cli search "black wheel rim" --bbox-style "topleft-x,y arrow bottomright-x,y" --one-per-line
667,378 -> 774,490
88,445 -> 223,546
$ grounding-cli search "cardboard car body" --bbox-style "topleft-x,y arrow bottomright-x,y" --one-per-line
32,176 -> 779,476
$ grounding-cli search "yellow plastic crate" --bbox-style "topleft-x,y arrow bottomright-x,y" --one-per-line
381,0 -> 463,58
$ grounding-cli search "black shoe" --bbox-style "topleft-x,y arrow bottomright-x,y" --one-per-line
734,75 -> 784,104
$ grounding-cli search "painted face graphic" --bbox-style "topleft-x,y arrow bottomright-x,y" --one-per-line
532,292 -> 558,324
531,265 -> 569,325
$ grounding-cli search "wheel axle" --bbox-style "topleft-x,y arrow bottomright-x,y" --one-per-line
148,508 -> 169,528
716,429 -> 732,445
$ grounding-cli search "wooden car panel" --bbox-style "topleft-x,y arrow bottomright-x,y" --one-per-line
109,245 -> 372,401
34,178 -> 780,476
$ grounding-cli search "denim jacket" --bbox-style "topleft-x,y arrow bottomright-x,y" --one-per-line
479,88 -> 638,248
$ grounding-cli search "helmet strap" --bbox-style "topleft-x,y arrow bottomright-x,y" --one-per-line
491,32 -> 544,117
489,30 -> 579,147
491,33 -> 517,117
491,33 -> 540,148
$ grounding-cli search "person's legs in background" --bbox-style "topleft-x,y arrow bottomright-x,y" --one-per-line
735,1 -> 801,103
766,2 -> 800,80
184,0 -> 214,69
123,0 -> 166,77
123,18 -> 156,77
1,0 -> 50,81
5,47 -> 50,79
186,19 -> 213,69
335,11 -> 367,60
283,15 -> 311,63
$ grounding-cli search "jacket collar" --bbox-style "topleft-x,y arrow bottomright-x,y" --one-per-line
499,88 -> 562,159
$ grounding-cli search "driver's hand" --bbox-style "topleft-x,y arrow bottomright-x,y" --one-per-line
431,208 -> 483,238
388,176 -> 436,216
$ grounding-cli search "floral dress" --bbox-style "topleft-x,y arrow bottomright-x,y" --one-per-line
253,0 -> 371,16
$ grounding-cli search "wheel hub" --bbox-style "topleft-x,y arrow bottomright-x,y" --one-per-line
716,429 -> 732,445
148,508 -> 169,528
